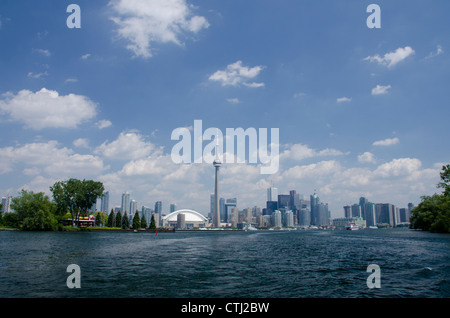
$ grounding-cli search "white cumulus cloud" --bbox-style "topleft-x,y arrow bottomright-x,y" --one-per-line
280,143 -> 346,162
209,60 -> 265,87
371,84 -> 391,95
337,97 -> 352,103
95,131 -> 155,160
372,137 -> 399,146
364,46 -> 415,68
0,88 -> 97,130
110,0 -> 209,58
358,152 -> 376,164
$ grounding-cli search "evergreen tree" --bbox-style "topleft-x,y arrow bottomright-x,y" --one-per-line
132,210 -> 141,230
140,214 -> 148,229
115,211 -> 122,228
95,212 -> 102,226
122,212 -> 130,229
149,214 -> 156,230
107,209 -> 115,227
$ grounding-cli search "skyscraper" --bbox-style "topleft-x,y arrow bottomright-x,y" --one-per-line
130,199 -> 137,215
364,202 -> 377,227
278,194 -> 290,209
225,198 -> 237,223
155,201 -> 162,226
310,192 -> 329,226
100,191 -> 109,213
310,192 -> 319,225
343,205 -> 352,218
289,190 -> 301,211
359,197 -> 368,219
267,187 -> 278,202
121,192 -> 130,213
213,132 -> 221,228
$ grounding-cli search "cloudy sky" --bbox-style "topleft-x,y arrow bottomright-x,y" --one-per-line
0,0 -> 449,217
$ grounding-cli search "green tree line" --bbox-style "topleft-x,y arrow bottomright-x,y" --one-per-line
410,164 -> 450,233
0,178 -> 158,231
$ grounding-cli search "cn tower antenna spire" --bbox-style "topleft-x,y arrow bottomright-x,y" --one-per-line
213,128 -> 221,228
215,128 -> 221,162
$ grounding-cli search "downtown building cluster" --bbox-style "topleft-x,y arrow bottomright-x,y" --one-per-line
2,189 -> 414,231
209,187 -> 331,229
339,197 -> 414,229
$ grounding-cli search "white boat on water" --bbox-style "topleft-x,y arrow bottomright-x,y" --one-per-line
244,224 -> 258,231
345,222 -> 359,230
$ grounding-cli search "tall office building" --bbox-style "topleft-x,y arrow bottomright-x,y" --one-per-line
130,199 -> 138,215
284,210 -> 294,227
359,197 -> 369,219
343,205 -> 352,218
278,194 -> 290,209
220,198 -> 226,222
121,192 -> 130,213
266,201 -> 278,215
364,202 -> 377,227
1,195 -> 12,213
267,187 -> 278,202
100,191 -> 109,213
155,201 -> 162,226
310,192 -> 319,225
310,192 -> 329,226
225,198 -> 237,223
376,203 -> 396,226
298,208 -> 311,226
351,204 -> 362,218
230,207 -> 239,228
244,208 -> 252,224
289,190 -> 301,211
170,203 -> 177,213
272,210 -> 282,228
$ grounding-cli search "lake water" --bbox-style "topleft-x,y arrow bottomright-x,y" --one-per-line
0,228 -> 449,298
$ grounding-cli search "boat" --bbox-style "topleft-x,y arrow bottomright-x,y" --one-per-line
244,224 -> 258,231
345,222 -> 359,230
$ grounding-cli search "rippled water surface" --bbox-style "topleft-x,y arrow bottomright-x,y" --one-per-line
0,229 -> 449,298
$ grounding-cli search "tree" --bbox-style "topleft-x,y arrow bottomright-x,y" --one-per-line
50,178 -> 104,227
95,212 -> 102,226
10,190 -> 57,231
438,164 -> 450,196
115,211 -> 122,228
107,209 -> 115,227
149,214 -> 156,230
132,210 -> 141,230
140,214 -> 148,229
122,212 -> 130,229
410,164 -> 450,233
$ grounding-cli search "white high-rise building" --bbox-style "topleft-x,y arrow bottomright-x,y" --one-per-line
267,187 -> 278,202
272,210 -> 282,228
2,195 -> 12,213
121,192 -> 130,213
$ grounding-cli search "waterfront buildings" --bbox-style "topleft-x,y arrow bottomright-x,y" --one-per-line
343,197 -> 413,228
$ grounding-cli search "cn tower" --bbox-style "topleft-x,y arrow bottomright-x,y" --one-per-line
213,131 -> 221,228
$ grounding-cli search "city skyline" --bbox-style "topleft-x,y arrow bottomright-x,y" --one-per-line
0,1 -> 449,219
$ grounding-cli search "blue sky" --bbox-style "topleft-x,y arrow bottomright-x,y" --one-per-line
0,0 -> 449,217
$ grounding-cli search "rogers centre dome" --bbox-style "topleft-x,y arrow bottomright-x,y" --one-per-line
162,209 -> 209,229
